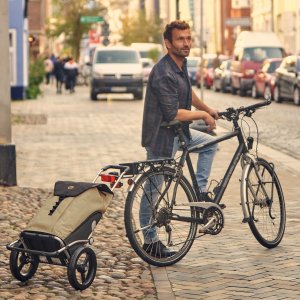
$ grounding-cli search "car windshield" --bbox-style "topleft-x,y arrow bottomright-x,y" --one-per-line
243,47 -> 284,62
187,59 -> 199,68
263,61 -> 281,73
96,50 -> 139,64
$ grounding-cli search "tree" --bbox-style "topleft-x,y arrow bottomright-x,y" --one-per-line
120,11 -> 162,46
47,0 -> 106,61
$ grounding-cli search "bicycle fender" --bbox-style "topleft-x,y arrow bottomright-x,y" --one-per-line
240,163 -> 251,223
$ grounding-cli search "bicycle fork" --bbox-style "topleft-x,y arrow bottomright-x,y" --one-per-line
240,154 -> 273,223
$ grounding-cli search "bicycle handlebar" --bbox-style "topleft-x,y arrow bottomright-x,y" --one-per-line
218,100 -> 271,120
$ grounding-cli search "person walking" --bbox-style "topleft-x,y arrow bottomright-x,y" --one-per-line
44,56 -> 54,85
212,51 -> 221,70
141,20 -> 219,257
53,56 -> 65,94
64,57 -> 79,93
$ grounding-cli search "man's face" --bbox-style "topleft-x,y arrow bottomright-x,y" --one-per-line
165,28 -> 192,58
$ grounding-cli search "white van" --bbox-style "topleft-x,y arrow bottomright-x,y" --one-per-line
230,31 -> 284,96
90,46 -> 144,100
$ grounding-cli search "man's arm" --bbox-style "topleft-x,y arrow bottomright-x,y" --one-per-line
174,89 -> 218,131
191,89 -> 218,119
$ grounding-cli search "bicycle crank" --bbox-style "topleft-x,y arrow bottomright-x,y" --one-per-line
199,206 -> 224,235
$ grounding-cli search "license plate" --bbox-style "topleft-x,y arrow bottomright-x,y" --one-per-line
111,87 -> 127,92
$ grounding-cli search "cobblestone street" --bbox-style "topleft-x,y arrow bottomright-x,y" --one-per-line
1,85 -> 300,299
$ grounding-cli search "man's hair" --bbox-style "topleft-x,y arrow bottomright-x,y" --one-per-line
163,20 -> 190,42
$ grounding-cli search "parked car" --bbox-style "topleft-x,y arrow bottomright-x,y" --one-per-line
273,55 -> 300,105
90,46 -> 144,101
186,56 -> 200,85
212,59 -> 231,92
196,53 -> 227,89
141,58 -> 154,83
230,31 -> 284,97
251,58 -> 282,99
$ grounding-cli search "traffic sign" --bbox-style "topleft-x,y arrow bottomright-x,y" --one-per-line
80,16 -> 103,23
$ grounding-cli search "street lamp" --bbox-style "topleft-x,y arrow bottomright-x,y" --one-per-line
176,0 -> 180,19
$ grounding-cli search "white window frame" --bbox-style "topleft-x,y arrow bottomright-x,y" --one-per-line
9,29 -> 17,86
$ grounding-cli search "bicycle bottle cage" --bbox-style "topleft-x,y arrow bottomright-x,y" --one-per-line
120,159 -> 177,175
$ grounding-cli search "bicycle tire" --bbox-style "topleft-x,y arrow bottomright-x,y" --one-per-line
124,167 -> 198,267
244,158 -> 286,248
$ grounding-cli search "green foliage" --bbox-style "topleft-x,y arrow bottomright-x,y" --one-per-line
147,48 -> 160,62
120,11 -> 162,46
26,58 -> 45,99
47,0 -> 106,60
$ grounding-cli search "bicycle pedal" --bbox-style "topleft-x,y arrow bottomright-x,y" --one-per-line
219,203 -> 226,209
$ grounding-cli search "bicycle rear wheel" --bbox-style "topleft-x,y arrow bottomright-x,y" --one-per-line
124,167 -> 198,266
245,158 -> 286,248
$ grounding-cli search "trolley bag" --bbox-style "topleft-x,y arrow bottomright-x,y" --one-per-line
25,181 -> 113,244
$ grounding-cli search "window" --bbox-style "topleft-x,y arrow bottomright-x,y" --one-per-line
243,47 -> 284,62
9,29 -> 17,85
96,50 -> 140,64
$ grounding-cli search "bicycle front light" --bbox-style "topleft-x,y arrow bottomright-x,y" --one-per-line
247,137 -> 254,150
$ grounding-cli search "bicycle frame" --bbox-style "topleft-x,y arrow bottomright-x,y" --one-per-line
179,123 -> 247,205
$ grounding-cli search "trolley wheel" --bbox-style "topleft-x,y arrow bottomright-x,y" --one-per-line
9,240 -> 39,282
67,246 -> 97,290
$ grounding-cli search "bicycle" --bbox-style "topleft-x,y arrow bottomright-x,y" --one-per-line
121,100 -> 286,267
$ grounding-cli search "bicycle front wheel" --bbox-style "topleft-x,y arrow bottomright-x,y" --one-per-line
245,158 -> 286,248
124,167 -> 198,267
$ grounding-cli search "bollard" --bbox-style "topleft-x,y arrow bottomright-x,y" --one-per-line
0,144 -> 17,186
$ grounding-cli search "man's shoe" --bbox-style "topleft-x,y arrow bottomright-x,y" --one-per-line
199,192 -> 226,209
143,241 -> 177,258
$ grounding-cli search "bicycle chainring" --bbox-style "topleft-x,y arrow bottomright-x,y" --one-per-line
202,206 -> 224,235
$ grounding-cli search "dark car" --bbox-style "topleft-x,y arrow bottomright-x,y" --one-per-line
212,60 -> 231,92
186,56 -> 200,86
273,55 -> 300,105
251,58 -> 282,99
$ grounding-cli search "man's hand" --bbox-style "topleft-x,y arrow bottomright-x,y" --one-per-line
208,108 -> 219,120
203,112 -> 216,131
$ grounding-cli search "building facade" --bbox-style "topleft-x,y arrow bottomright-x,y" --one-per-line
9,0 -> 29,100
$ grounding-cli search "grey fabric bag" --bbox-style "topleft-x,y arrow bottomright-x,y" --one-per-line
25,181 -> 113,240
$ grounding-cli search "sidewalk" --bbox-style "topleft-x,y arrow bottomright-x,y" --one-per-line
1,85 -> 300,299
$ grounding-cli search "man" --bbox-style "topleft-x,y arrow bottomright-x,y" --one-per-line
141,20 -> 218,257
64,57 -> 79,93
212,51 -> 221,70
53,56 -> 65,94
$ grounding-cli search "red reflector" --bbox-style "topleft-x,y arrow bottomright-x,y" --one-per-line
127,179 -> 134,186
101,174 -> 115,182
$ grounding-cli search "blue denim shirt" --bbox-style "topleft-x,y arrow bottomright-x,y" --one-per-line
142,54 -> 192,157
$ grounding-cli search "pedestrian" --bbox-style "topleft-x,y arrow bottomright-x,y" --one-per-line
53,56 -> 65,94
64,57 -> 79,93
212,50 -> 221,69
141,20 -> 219,257
44,56 -> 54,85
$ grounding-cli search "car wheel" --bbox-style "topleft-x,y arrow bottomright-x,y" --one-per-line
231,83 -> 237,95
90,90 -> 98,101
220,80 -> 227,93
293,87 -> 300,105
239,81 -> 247,97
134,92 -> 143,100
264,85 -> 272,100
212,80 -> 219,92
251,84 -> 258,99
273,86 -> 282,103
